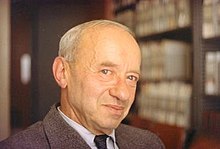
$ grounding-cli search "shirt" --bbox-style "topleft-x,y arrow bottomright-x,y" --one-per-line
57,107 -> 119,149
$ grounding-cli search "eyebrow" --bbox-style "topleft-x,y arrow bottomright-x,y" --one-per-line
100,61 -> 118,67
100,61 -> 141,76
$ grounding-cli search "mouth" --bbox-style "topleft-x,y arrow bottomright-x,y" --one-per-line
103,104 -> 125,117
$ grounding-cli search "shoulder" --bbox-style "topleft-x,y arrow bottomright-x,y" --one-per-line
0,122 -> 49,149
117,124 -> 156,139
116,124 -> 165,149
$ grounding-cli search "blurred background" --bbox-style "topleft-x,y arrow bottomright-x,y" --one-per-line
0,0 -> 114,137
1,0 -> 220,148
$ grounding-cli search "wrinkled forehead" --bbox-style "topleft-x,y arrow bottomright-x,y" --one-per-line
83,22 -> 134,37
77,25 -> 141,64
79,25 -> 137,50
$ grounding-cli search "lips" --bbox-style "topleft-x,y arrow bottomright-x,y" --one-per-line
103,104 -> 125,116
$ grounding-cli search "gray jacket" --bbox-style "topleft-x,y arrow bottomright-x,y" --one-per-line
0,103 -> 164,149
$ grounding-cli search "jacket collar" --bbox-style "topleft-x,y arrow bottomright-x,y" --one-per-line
42,103 -> 91,149
42,103 -> 129,149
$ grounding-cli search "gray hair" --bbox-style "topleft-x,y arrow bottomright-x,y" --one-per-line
58,19 -> 135,62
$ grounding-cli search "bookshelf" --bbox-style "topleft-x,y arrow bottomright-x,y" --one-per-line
138,27 -> 192,42
113,0 -> 220,139
202,0 -> 220,137
114,1 -> 136,31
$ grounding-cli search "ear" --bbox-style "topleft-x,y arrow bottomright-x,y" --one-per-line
52,57 -> 68,88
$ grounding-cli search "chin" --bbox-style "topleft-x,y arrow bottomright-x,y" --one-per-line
101,118 -> 122,129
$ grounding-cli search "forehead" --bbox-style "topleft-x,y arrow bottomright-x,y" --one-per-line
81,26 -> 140,53
77,26 -> 141,68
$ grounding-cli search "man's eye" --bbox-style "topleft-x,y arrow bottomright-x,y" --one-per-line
101,69 -> 111,75
128,75 -> 138,82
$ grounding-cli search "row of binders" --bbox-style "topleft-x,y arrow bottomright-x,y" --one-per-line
138,39 -> 192,127
203,0 -> 220,38
137,81 -> 192,127
135,0 -> 190,36
205,51 -> 220,95
140,39 -> 192,81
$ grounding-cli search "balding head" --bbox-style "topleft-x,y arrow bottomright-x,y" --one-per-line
58,20 -> 135,63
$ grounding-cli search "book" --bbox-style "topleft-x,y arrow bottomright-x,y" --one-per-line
205,51 -> 220,95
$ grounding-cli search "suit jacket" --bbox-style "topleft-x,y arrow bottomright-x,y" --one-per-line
0,103 -> 164,149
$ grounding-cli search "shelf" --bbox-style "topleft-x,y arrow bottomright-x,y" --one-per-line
203,46 -> 220,52
137,26 -> 192,42
203,95 -> 220,111
140,79 -> 192,84
203,36 -> 220,47
114,2 -> 136,15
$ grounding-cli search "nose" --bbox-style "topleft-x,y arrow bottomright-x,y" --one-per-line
109,79 -> 131,101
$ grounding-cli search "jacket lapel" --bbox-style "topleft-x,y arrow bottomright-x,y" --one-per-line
115,124 -> 131,149
42,103 -> 91,149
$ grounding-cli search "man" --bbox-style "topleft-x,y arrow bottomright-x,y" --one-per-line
0,20 -> 164,149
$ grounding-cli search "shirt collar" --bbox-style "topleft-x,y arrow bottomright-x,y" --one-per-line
57,106 -> 117,148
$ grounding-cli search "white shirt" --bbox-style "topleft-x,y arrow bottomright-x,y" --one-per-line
57,107 -> 119,149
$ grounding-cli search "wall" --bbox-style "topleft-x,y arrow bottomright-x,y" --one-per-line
31,0 -> 107,122
11,0 -> 32,131
9,0 -> 111,133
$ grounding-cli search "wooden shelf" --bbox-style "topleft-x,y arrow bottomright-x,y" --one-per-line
114,2 -> 136,15
203,95 -> 220,111
203,36 -> 220,44
203,36 -> 220,49
137,26 -> 192,42
140,79 -> 192,84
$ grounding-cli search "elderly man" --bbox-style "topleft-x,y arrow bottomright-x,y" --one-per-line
0,20 -> 164,149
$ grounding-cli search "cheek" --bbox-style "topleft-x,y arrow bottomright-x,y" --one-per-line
127,88 -> 137,104
84,73 -> 113,95
83,78 -> 103,97
78,76 -> 108,111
